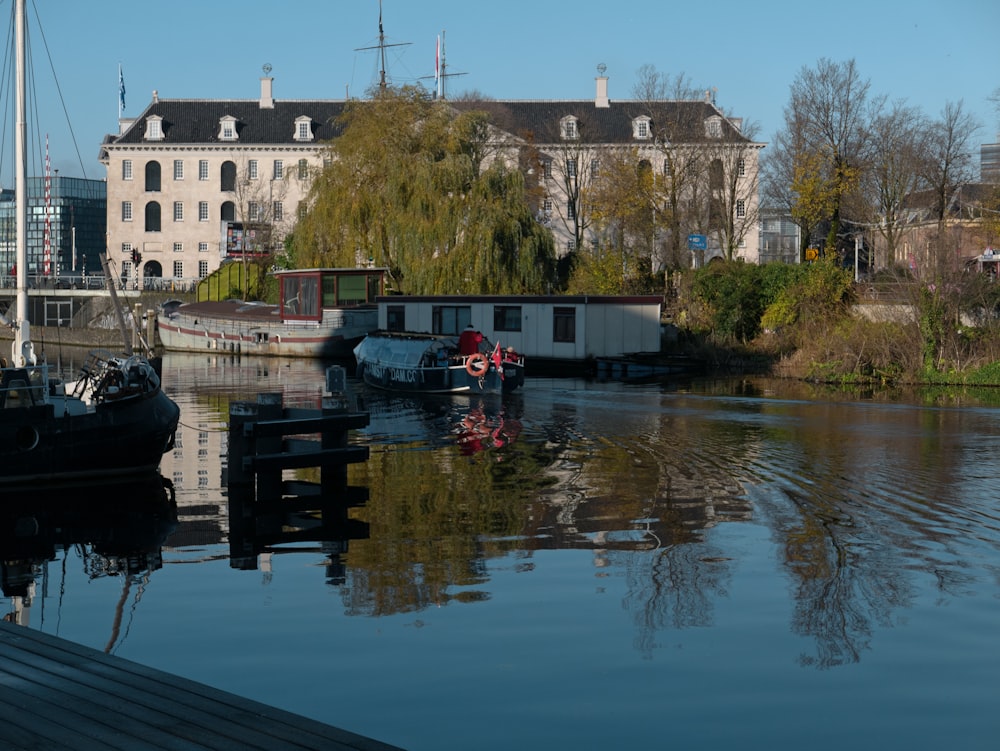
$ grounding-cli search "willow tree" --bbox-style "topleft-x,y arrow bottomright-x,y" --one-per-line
289,86 -> 557,294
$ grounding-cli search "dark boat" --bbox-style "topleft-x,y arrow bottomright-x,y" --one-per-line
0,0 -> 179,488
353,331 -> 525,395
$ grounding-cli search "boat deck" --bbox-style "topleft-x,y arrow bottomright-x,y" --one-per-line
0,621 -> 404,750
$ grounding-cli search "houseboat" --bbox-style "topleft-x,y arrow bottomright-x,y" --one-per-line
156,268 -> 385,358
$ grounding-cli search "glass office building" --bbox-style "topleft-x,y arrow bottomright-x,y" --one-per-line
0,176 -> 106,284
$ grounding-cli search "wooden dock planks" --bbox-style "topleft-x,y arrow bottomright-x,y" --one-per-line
0,621 -> 405,751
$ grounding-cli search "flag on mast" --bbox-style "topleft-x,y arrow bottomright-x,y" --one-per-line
118,64 -> 126,113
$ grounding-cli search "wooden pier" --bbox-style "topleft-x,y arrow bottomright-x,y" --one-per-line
0,620 -> 404,750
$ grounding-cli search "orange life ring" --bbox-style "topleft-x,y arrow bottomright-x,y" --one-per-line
465,352 -> 489,377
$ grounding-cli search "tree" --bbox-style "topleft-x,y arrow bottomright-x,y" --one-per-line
289,86 -> 557,294
921,100 -> 980,225
778,58 -> 882,259
703,120 -> 763,261
231,153 -> 290,299
858,101 -> 928,271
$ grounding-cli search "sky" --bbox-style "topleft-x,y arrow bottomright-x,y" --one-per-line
5,0 -> 999,184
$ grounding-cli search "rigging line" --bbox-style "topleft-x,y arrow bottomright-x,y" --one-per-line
27,0 -> 87,178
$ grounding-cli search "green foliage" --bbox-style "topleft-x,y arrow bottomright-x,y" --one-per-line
288,86 -> 558,294
761,255 -> 853,333
690,261 -> 768,343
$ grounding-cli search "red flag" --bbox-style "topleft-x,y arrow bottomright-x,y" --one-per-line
491,341 -> 504,379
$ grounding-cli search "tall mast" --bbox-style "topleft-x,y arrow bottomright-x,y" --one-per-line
13,0 -> 33,366
354,0 -> 410,91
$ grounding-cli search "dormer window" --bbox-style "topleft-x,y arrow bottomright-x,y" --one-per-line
219,116 -> 239,142
632,116 -> 652,140
560,116 -> 579,140
705,116 -> 723,139
144,115 -> 164,141
294,117 -> 314,142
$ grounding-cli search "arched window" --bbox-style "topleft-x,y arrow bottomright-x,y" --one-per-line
221,201 -> 236,222
145,161 -> 161,192
145,201 -> 161,232
221,161 -> 236,192
709,159 -> 724,191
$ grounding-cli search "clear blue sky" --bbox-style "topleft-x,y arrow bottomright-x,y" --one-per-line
8,0 -> 1000,183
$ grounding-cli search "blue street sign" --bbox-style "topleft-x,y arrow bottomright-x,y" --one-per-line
687,234 -> 707,250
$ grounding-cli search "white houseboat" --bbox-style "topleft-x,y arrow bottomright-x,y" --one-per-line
373,294 -> 664,371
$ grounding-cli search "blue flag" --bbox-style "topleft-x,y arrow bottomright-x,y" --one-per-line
119,65 -> 126,111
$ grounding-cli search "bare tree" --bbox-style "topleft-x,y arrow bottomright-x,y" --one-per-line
922,100 -> 980,223
780,58 -> 883,257
703,119 -> 763,261
231,153 -> 290,299
859,101 -> 928,271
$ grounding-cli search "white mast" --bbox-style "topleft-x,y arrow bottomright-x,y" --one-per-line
13,0 -> 33,366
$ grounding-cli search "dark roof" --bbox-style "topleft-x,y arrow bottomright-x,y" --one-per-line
111,100 -> 350,146
108,97 -> 752,149
450,99 -> 751,145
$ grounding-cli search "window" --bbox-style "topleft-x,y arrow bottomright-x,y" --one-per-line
221,161 -> 236,192
543,159 -> 552,179
144,161 -> 161,192
198,202 -> 209,221
199,160 -> 209,180
632,116 -> 652,140
737,158 -> 746,177
567,200 -> 576,220
144,116 -> 163,141
736,199 -> 746,218
198,242 -> 209,253
705,117 -> 723,138
198,260 -> 209,277
123,160 -> 133,180
273,201 -> 283,222
295,118 -> 313,142
248,160 -> 258,180
173,261 -> 183,277
542,198 -> 553,218
298,159 -> 308,179
590,159 -> 600,180
273,160 -> 283,179
431,305 -> 471,335
248,201 -> 260,221
566,158 -> 577,178
386,305 -> 406,332
561,117 -> 578,139
553,306 -> 576,343
122,242 -> 133,259
145,202 -> 161,232
493,306 -> 522,332
122,201 -> 133,222
709,159 -> 724,191
282,275 -> 320,319
298,202 -> 307,220
173,202 -> 183,221
173,160 -> 184,180
219,117 -> 238,141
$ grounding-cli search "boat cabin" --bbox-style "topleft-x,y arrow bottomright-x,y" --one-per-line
375,294 -> 663,364
275,268 -> 385,322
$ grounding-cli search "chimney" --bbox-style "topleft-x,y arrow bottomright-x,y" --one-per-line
595,70 -> 609,108
260,76 -> 274,109
152,89 -> 158,103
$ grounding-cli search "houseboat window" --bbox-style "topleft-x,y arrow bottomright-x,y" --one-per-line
282,275 -> 319,318
336,275 -> 368,305
432,305 -> 471,335
493,306 -> 522,332
386,305 -> 405,332
367,272 -> 382,301
553,307 -> 576,343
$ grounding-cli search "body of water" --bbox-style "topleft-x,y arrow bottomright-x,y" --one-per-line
3,352 -> 999,750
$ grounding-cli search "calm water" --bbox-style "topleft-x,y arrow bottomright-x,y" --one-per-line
3,352 -> 999,751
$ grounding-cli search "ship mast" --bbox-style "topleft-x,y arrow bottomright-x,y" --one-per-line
354,0 -> 410,91
12,0 -> 33,366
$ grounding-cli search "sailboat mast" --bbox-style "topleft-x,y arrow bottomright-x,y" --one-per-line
13,0 -> 32,366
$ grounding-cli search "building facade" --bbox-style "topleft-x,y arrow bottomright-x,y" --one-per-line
100,76 -> 763,287
0,176 -> 106,286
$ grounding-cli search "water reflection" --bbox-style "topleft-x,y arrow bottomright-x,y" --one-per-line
0,473 -> 177,651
